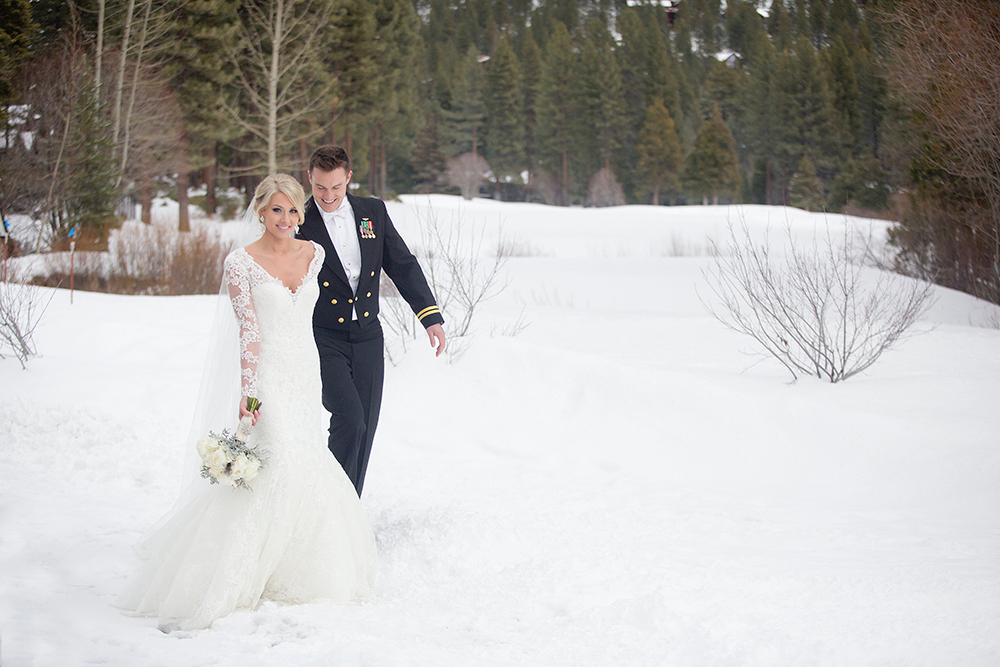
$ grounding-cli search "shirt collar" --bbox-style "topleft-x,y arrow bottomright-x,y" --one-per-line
319,196 -> 352,222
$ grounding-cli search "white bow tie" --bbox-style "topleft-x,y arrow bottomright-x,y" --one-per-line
328,208 -> 352,225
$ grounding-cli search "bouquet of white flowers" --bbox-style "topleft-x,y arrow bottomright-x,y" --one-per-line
197,397 -> 267,490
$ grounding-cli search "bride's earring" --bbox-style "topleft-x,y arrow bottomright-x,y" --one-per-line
258,215 -> 265,232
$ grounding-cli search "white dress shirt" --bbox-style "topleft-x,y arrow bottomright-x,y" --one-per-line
320,198 -> 362,320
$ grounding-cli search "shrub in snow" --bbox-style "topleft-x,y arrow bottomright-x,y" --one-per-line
380,207 -> 517,364
703,219 -> 935,383
0,259 -> 52,368
445,153 -> 491,200
588,167 -> 625,207
38,221 -> 228,295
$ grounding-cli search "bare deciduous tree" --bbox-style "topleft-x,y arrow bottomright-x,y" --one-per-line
224,0 -> 337,175
379,206 -> 516,363
703,219 -> 935,383
529,171 -> 560,206
588,167 -> 625,207
0,260 -> 53,368
885,0 -> 1000,302
445,153 -> 490,200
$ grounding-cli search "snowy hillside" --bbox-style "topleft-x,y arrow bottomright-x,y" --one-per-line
2,198 -> 999,666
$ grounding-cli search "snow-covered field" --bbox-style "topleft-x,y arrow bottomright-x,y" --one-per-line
2,197 -> 999,666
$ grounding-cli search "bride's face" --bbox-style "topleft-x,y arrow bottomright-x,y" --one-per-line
261,192 -> 300,239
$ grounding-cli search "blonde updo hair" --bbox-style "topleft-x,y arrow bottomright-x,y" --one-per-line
253,174 -> 306,225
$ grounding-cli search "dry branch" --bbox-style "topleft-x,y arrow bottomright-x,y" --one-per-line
703,219 -> 934,382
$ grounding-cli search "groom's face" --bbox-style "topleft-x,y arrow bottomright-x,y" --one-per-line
309,167 -> 352,213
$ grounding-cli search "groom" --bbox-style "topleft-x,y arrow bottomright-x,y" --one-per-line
298,145 -> 445,496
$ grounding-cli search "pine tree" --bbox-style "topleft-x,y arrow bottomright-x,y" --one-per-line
788,153 -> 824,210
519,28 -> 543,196
618,8 -> 676,202
65,85 -> 119,247
682,104 -> 740,205
825,34 -> 860,154
768,0 -> 792,51
725,0 -> 769,66
771,37 -> 838,200
854,20 -> 887,158
484,37 -> 524,198
743,36 -> 779,203
792,0 -> 810,42
577,18 -> 624,178
646,19 -> 682,129
327,0 -> 378,152
636,98 -> 682,205
827,0 -> 859,37
703,60 -> 741,132
365,0 -> 423,197
537,21 -> 577,205
0,0 -> 34,123
809,0 -> 828,48
617,8 -> 649,143
442,44 -> 487,157
159,0 -> 240,227
411,101 -> 447,193
828,151 -> 889,212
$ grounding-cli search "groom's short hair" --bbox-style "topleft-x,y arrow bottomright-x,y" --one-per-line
309,145 -> 351,174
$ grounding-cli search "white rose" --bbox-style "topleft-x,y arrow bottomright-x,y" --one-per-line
230,454 -> 251,479
243,457 -> 261,480
205,447 -> 230,474
196,437 -> 220,459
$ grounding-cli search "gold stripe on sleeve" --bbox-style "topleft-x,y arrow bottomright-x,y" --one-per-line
416,306 -> 441,321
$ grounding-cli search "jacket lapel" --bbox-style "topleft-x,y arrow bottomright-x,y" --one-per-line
349,193 -> 376,285
304,197 -> 350,288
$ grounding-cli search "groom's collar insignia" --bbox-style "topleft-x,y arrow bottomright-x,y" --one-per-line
359,217 -> 376,239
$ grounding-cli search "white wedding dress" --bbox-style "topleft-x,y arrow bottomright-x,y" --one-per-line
117,242 -> 377,631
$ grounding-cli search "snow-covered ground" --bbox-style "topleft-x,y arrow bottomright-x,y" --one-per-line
2,197 -> 999,666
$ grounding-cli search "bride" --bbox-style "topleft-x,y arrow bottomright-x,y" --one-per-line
116,174 -> 377,631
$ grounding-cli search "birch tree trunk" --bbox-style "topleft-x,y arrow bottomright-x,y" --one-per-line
112,0 -> 137,147
178,166 -> 190,232
117,0 -> 152,188
204,160 -> 217,215
140,155 -> 152,224
267,0 -> 284,175
225,0 -> 336,175
561,150 -> 569,206
95,0 -> 105,96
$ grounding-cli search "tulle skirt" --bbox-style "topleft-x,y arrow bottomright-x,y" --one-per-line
116,352 -> 377,631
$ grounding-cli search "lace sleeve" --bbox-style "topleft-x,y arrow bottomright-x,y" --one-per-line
309,242 -> 325,279
224,251 -> 260,399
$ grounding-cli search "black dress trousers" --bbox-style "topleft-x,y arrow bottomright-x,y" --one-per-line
298,193 -> 443,497
313,319 -> 384,497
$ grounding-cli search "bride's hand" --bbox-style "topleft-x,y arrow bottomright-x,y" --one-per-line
240,399 -> 261,426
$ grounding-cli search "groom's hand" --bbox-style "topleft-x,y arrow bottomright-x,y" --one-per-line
426,324 -> 446,357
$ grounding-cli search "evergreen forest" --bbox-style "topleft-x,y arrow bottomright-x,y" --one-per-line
1,0 -> 999,304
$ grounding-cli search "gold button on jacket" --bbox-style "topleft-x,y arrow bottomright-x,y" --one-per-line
296,195 -> 444,332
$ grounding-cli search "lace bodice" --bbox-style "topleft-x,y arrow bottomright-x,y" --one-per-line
224,242 -> 324,399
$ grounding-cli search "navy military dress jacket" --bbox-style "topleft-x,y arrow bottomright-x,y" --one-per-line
297,193 -> 444,332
